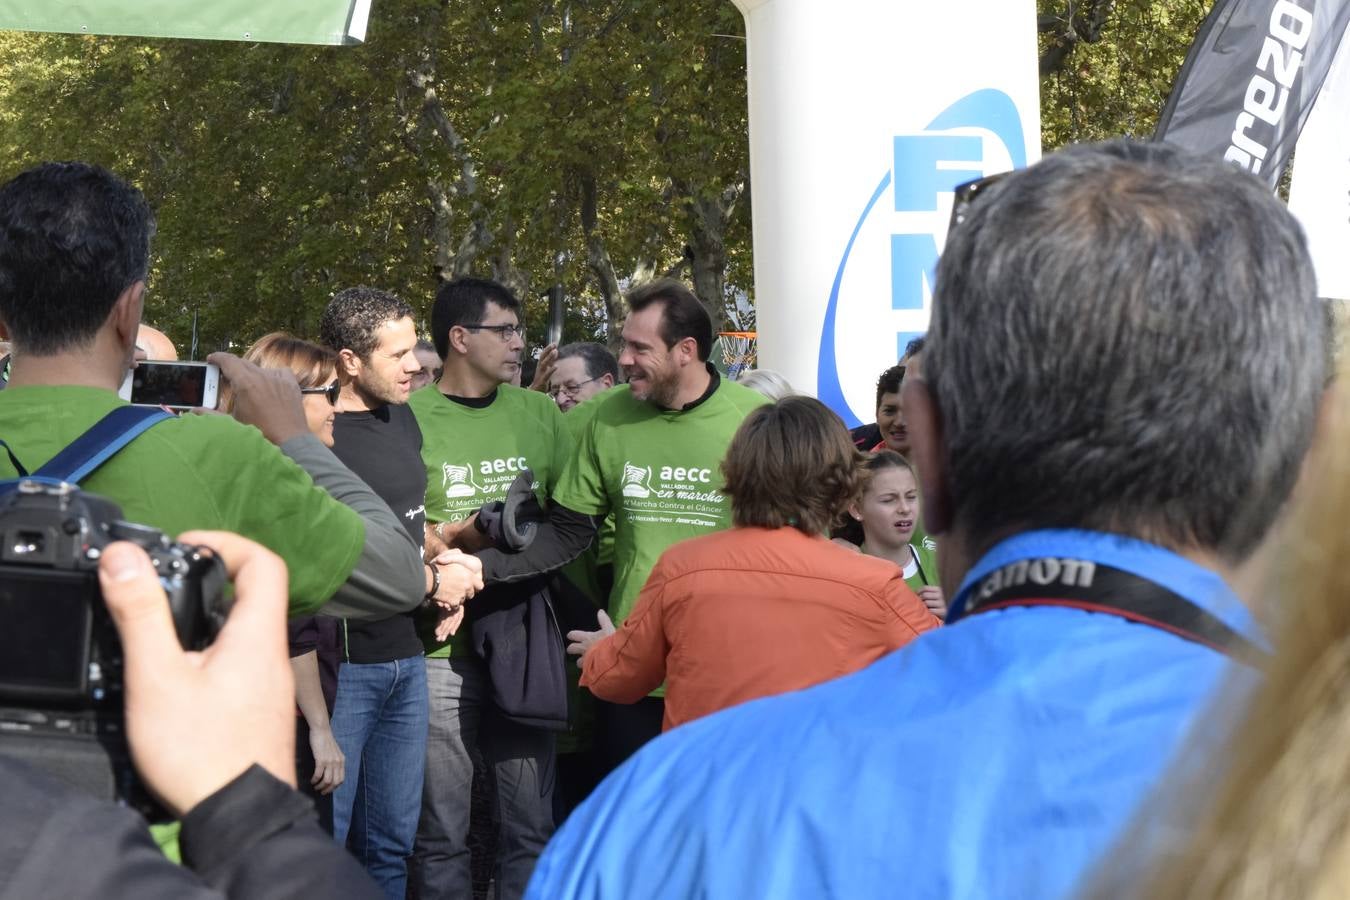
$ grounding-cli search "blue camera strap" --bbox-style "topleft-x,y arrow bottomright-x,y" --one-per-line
0,405 -> 172,494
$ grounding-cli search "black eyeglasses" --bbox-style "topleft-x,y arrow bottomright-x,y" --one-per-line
300,379 -> 340,406
548,375 -> 602,400
460,323 -> 525,341
949,171 -> 1011,233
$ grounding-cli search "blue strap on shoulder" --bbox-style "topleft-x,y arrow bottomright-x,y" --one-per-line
0,405 -> 171,495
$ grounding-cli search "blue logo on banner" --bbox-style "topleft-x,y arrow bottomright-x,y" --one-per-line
817,89 -> 1028,427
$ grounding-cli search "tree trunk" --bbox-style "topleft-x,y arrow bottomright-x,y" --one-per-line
676,176 -> 746,334
490,218 -> 531,305
1038,1 -> 1115,76
580,173 -> 626,349
407,50 -> 496,282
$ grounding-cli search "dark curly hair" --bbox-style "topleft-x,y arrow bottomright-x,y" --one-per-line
874,364 -> 905,411
722,396 -> 865,536
319,286 -> 414,361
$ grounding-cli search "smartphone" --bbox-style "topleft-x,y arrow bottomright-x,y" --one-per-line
118,361 -> 220,410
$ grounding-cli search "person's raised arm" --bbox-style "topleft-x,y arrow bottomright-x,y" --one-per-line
209,352 -> 424,620
571,569 -> 671,703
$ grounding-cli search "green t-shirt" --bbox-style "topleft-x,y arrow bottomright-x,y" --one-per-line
0,385 -> 364,615
554,388 -> 622,754
903,537 -> 939,594
552,377 -> 771,627
557,388 -> 619,606
409,383 -> 574,657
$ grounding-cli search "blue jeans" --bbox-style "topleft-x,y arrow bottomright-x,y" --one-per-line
331,655 -> 429,900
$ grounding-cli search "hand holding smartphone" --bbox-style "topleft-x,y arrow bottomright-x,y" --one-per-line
119,361 -> 221,410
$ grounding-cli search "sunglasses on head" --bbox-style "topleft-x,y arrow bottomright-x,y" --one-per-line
949,171 -> 1011,233
300,379 -> 340,406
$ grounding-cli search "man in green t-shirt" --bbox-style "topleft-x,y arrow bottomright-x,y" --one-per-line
0,162 -> 430,621
482,280 -> 770,774
409,277 -> 576,900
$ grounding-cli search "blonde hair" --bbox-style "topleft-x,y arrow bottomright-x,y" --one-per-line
218,332 -> 337,413
1108,374 -> 1350,898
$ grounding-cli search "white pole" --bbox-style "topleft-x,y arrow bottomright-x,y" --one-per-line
1289,28 -> 1350,302
730,0 -> 1041,425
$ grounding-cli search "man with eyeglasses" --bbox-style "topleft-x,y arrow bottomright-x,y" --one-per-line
318,286 -> 473,900
409,276 -> 577,900
548,342 -> 619,412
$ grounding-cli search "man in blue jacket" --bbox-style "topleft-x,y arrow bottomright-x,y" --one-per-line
523,140 -> 1332,899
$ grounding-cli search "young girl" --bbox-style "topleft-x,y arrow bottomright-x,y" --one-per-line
849,451 -> 945,620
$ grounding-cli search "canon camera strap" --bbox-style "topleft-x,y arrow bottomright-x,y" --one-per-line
962,557 -> 1269,668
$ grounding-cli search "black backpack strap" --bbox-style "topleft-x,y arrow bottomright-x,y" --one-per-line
0,439 -> 26,476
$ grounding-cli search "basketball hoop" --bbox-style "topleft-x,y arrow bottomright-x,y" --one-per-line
717,331 -> 758,379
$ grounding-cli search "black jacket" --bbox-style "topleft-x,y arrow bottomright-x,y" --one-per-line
0,760 -> 383,899
468,492 -> 569,729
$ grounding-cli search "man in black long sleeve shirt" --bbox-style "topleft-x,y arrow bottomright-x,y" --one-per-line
319,287 -> 438,900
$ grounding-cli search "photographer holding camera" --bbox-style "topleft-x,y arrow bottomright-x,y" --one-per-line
0,161 -> 483,864
0,160 -> 478,622
0,528 -> 383,897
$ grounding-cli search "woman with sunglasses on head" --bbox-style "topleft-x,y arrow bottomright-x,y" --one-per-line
848,451 -> 945,621
221,332 -> 347,832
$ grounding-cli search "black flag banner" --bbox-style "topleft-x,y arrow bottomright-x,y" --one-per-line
1156,0 -> 1350,188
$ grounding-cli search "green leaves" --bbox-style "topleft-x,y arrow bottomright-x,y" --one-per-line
0,3 -> 1208,356
1037,0 -> 1210,146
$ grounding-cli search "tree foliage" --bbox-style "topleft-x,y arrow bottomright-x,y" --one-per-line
0,2 -> 1213,355
1038,0 -> 1211,147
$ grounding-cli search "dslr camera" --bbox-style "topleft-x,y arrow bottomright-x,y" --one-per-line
0,479 -> 228,819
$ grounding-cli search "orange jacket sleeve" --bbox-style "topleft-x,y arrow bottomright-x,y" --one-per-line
580,565 -> 672,703
882,574 -> 942,643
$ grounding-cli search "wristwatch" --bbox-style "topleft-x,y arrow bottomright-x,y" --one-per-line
424,563 -> 441,603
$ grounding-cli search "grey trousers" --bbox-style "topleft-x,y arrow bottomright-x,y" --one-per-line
410,655 -> 555,900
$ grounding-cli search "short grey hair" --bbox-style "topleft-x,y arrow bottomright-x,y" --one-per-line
928,139 -> 1330,560
737,368 -> 795,401
558,341 -> 619,383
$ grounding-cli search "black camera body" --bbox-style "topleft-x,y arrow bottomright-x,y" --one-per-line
0,479 -> 228,819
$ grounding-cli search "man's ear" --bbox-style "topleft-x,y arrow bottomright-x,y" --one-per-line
675,337 -> 698,367
902,377 -> 954,536
447,325 -> 471,356
337,348 -> 363,380
600,373 -> 615,389
111,281 -> 145,356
